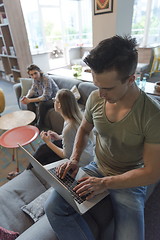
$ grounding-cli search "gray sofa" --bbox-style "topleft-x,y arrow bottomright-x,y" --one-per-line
0,167 -> 114,240
0,162 -> 158,240
13,75 -> 97,133
1,74 -> 158,239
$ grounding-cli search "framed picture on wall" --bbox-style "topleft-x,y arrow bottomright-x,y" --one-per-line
94,0 -> 113,15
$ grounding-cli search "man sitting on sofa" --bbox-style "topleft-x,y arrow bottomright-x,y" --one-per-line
21,64 -> 59,129
44,35 -> 160,240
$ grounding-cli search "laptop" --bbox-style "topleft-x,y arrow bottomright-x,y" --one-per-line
19,144 -> 109,214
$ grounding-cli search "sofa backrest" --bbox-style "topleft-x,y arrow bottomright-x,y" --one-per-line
51,75 -> 81,90
51,74 -> 98,106
78,82 -> 98,106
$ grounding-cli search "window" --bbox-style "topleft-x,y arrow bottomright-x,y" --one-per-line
131,0 -> 160,47
61,0 -> 92,47
20,0 -> 92,68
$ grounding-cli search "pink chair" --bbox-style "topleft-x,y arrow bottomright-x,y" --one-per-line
0,125 -> 39,179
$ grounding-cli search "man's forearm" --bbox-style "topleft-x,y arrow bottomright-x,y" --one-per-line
28,96 -> 45,103
104,167 -> 160,190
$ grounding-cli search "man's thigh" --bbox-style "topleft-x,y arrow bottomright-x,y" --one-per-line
109,186 -> 147,240
39,99 -> 53,110
82,161 -> 104,178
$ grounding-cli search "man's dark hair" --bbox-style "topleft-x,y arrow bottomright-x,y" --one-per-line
27,64 -> 43,76
84,35 -> 138,82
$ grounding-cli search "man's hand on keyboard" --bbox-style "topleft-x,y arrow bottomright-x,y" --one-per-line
73,176 -> 107,200
56,160 -> 79,179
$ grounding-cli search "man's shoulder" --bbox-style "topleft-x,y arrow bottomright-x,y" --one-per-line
89,89 -> 99,99
138,92 -> 160,124
42,74 -> 52,80
42,74 -> 58,87
86,89 -> 104,110
143,92 -> 160,111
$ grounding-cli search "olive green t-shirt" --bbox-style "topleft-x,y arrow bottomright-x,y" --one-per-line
85,90 -> 160,176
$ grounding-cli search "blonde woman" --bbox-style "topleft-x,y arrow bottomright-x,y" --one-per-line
30,89 -> 94,167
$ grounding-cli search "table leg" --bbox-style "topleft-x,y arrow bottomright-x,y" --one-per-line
12,148 -> 15,161
15,148 -> 19,173
7,148 -> 19,180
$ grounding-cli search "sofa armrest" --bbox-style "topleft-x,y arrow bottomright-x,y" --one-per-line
13,83 -> 22,108
13,83 -> 28,110
16,215 -> 58,240
0,170 -> 47,234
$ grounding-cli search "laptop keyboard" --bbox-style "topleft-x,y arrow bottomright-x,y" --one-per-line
48,167 -> 89,204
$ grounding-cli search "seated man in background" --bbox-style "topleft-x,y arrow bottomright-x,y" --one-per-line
21,64 -> 59,129
45,35 -> 160,240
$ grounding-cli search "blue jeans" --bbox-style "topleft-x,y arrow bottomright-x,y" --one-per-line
44,162 -> 147,240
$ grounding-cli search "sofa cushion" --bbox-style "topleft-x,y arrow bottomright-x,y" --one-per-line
21,187 -> 53,222
19,78 -> 33,97
0,170 -> 47,234
70,85 -> 81,100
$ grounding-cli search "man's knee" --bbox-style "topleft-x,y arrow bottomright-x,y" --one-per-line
39,101 -> 47,109
44,190 -> 74,216
110,186 -> 146,211
39,100 -> 53,111
27,102 -> 36,112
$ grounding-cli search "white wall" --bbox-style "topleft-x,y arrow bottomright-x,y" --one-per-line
32,52 -> 50,73
92,0 -> 134,47
116,0 -> 134,36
